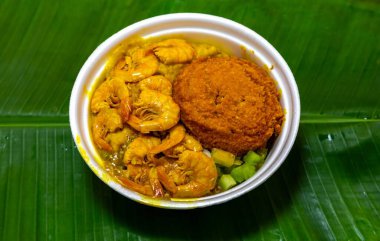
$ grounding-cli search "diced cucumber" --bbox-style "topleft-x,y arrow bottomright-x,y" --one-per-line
243,151 -> 262,165
233,159 -> 243,166
211,148 -> 235,167
257,148 -> 268,159
221,159 -> 243,174
218,174 -> 237,190
230,163 -> 256,183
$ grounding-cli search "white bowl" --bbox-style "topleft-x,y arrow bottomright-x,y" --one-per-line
69,13 -> 300,209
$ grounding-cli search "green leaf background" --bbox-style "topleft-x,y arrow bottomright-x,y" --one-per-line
1,0 -> 379,240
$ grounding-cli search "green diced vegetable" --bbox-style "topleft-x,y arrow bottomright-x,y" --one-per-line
218,174 -> 237,190
230,163 -> 256,183
243,151 -> 262,165
233,159 -> 243,166
211,148 -> 235,167
222,159 -> 243,174
257,148 -> 268,159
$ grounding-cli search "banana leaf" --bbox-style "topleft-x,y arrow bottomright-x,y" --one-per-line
0,0 -> 379,240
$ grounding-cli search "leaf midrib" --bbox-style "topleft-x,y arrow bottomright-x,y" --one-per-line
0,114 -> 379,128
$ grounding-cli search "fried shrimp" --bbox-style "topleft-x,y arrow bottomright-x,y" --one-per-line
117,165 -> 153,196
117,165 -> 164,197
105,127 -> 137,152
163,134 -> 203,158
111,48 -> 159,82
92,108 -> 123,152
138,75 -> 172,96
173,151 -> 218,198
123,136 -> 161,165
157,151 -> 218,197
127,89 -> 180,133
91,78 -> 131,122
150,39 -> 195,64
149,124 -> 186,154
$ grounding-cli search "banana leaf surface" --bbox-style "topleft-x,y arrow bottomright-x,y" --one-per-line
0,0 -> 379,240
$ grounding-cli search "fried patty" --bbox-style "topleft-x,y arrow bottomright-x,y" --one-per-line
173,57 -> 284,156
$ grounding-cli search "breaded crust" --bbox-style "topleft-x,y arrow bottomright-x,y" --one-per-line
173,57 -> 284,156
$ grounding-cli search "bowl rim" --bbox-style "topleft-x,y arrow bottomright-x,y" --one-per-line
69,12 -> 300,209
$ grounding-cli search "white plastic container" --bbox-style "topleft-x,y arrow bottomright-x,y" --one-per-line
69,13 -> 300,209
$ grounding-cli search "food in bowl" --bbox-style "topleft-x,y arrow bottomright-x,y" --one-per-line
89,37 -> 284,199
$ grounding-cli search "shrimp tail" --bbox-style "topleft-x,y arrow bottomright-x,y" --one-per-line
120,98 -> 132,122
117,176 -> 154,196
157,166 -> 178,194
92,122 -> 113,152
149,168 -> 165,197
94,137 -> 113,152
127,115 -> 143,132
